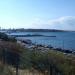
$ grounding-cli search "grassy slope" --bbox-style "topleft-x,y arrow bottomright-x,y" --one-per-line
29,49 -> 75,75
0,40 -> 75,75
47,50 -> 75,75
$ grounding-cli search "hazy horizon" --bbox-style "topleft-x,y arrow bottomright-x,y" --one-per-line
0,0 -> 75,30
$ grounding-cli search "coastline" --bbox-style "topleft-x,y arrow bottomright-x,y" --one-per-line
17,38 -> 75,55
0,32 -> 75,75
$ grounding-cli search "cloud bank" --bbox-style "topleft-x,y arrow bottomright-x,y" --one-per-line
30,16 -> 75,30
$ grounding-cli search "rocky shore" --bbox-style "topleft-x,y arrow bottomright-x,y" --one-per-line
17,39 -> 75,55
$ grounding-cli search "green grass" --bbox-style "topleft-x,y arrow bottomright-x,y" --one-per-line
0,40 -> 75,75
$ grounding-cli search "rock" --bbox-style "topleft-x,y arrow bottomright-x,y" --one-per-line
46,45 -> 53,49
64,50 -> 72,53
22,39 -> 32,44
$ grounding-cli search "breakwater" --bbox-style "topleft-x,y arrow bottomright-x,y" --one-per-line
9,34 -> 56,37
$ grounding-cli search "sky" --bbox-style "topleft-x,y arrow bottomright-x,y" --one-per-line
0,0 -> 75,30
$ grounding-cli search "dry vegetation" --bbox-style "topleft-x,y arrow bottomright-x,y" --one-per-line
0,32 -> 75,75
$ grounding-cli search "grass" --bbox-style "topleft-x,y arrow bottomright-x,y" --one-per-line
0,40 -> 75,75
0,62 -> 14,75
46,50 -> 75,75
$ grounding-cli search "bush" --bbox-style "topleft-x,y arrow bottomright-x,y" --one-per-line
0,32 -> 16,42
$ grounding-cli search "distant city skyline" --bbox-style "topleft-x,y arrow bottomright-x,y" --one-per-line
0,0 -> 75,30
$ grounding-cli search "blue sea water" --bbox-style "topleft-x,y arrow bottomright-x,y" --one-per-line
9,31 -> 75,50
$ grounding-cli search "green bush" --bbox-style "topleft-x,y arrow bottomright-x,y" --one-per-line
0,32 -> 16,42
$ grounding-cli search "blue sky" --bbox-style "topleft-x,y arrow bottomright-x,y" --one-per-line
0,0 -> 75,30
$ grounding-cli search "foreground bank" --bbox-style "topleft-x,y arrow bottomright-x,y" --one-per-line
0,32 -> 75,75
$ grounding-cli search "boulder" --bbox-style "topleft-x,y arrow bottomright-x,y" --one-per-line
22,39 -> 32,44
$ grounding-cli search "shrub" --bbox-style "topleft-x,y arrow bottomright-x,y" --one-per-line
0,32 -> 17,42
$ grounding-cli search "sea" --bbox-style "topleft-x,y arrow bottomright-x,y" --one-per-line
8,31 -> 75,51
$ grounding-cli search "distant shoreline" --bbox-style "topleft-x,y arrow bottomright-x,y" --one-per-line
6,29 -> 67,33
1,29 -> 75,34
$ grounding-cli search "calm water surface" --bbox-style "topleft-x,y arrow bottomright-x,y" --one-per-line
9,31 -> 75,50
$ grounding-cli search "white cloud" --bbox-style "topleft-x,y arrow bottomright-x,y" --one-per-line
30,16 -> 75,30
0,16 -> 75,30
